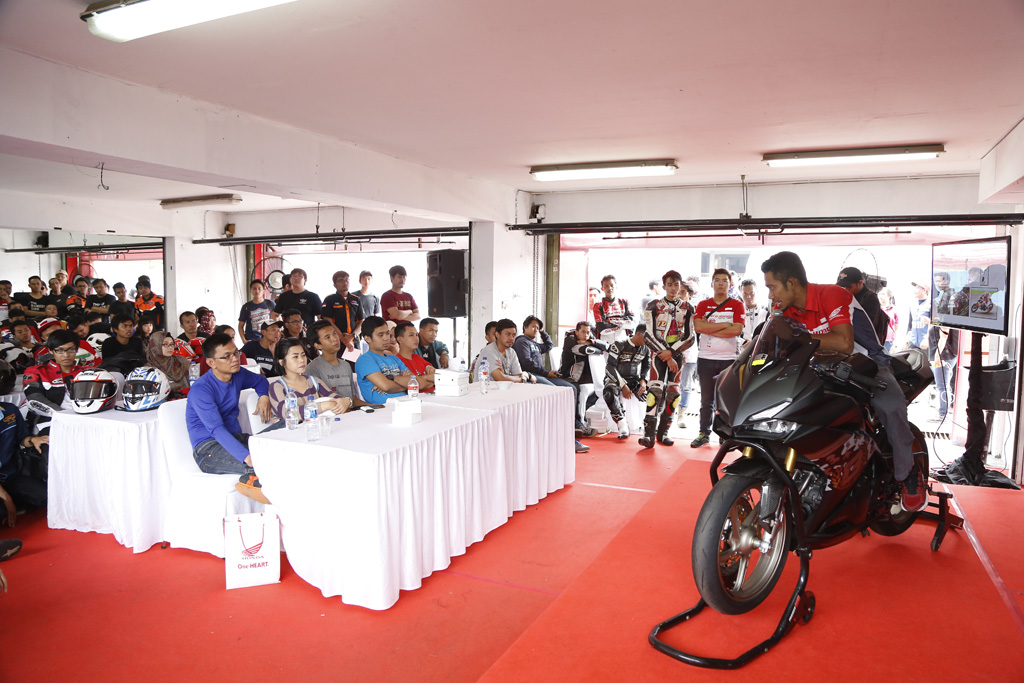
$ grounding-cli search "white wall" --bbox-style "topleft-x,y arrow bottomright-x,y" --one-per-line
534,176 -> 1017,224
0,229 -> 58,292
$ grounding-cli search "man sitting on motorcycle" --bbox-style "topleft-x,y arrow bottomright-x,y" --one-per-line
761,251 -> 927,512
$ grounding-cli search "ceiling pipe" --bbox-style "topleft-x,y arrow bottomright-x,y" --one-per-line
509,213 -> 1024,236
192,225 -> 470,246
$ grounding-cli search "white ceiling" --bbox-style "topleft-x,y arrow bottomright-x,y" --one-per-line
0,153 -> 319,211
0,0 -> 1023,198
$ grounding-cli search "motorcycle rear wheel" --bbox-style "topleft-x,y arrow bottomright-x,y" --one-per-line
692,474 -> 790,615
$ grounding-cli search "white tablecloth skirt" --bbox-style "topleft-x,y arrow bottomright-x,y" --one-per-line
423,383 -> 576,513
250,403 -> 507,610
47,409 -> 169,553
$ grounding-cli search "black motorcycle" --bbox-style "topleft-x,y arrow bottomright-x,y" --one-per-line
651,314 -> 961,668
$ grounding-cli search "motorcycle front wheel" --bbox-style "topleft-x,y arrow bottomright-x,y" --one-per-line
692,473 -> 790,615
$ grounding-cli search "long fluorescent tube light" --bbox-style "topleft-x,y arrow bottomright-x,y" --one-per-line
762,145 -> 944,168
160,194 -> 242,209
530,159 -> 677,182
81,0 -> 299,43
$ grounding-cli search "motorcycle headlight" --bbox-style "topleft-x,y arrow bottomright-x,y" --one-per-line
749,419 -> 798,435
749,401 -> 791,421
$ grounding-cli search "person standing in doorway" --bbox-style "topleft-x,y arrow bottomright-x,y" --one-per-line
690,269 -> 744,448
356,270 -> 381,320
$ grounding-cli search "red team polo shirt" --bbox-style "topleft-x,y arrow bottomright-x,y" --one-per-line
694,297 -> 746,360
779,283 -> 854,334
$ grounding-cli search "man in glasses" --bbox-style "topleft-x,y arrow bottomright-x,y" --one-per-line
23,329 -> 89,446
185,333 -> 273,504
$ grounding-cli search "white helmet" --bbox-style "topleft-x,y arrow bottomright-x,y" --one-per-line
87,333 -> 110,358
69,368 -> 119,414
0,342 -> 33,374
122,366 -> 171,412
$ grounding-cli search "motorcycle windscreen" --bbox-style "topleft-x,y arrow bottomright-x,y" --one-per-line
748,315 -> 811,371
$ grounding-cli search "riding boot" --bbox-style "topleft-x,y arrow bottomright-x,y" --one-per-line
638,416 -> 657,448
656,414 -> 674,446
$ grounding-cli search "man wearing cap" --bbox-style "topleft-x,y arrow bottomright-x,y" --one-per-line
54,270 -> 75,297
240,320 -> 283,376
763,251 -> 925,512
837,267 -> 889,345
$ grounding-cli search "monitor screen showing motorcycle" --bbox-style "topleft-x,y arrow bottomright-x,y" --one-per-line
931,235 -> 1010,336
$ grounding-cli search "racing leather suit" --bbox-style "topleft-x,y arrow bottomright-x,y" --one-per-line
23,360 -> 85,435
602,339 -> 651,423
643,297 -> 695,436
593,297 -> 635,337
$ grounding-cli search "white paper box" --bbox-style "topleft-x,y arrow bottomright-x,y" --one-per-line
434,370 -> 470,386
225,512 -> 281,590
392,396 -> 423,425
435,383 -> 469,397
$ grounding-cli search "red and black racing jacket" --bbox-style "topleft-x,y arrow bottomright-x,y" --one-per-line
23,360 -> 87,432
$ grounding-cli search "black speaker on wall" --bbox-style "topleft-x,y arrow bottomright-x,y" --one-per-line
427,249 -> 467,318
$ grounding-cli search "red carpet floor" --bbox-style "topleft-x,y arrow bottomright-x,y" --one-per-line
1,437 -> 1022,682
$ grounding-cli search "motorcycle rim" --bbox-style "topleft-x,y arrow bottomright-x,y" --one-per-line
692,474 -> 790,615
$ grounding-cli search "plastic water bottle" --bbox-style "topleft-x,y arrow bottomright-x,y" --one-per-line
285,388 -> 300,430
478,357 -> 489,395
304,401 -> 320,442
408,373 -> 419,398
188,361 -> 200,385
458,358 -> 467,373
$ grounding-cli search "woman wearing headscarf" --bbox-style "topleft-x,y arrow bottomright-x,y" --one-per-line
146,330 -> 191,396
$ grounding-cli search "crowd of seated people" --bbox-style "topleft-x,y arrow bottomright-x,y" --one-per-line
0,262 -> 589,512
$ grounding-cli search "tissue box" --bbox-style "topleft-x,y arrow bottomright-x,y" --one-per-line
435,382 -> 469,397
391,396 -> 423,426
434,370 -> 470,397
434,370 -> 470,387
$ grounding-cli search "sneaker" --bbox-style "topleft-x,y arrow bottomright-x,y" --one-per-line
576,424 -> 598,438
616,420 -> 630,440
574,440 -> 590,453
899,467 -> 928,513
690,432 -> 710,448
236,474 -> 272,505
0,539 -> 22,562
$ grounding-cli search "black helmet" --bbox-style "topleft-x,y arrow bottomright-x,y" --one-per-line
0,360 -> 13,395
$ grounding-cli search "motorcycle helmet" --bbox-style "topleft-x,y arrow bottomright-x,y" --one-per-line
37,317 -> 64,341
69,368 -> 118,414
87,332 -> 110,354
0,342 -> 33,374
0,359 -> 14,395
122,366 -> 170,412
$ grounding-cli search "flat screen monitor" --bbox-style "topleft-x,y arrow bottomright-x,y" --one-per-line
930,235 -> 1011,336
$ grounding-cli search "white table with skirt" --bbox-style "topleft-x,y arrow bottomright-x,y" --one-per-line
421,382 -> 576,513
47,408 -> 170,553
249,402 -> 509,610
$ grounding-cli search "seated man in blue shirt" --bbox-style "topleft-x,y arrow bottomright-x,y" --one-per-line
355,316 -> 412,405
186,333 -> 272,504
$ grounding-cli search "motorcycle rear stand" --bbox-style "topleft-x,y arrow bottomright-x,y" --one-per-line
914,487 -> 964,551
649,545 -> 816,669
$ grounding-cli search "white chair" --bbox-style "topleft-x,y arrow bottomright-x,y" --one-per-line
242,358 -> 262,375
159,398 -> 265,558
244,390 -> 273,434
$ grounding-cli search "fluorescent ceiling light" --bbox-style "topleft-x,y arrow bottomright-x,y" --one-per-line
530,159 -> 677,182
762,145 -> 944,168
81,0 -> 299,43
160,194 -> 242,209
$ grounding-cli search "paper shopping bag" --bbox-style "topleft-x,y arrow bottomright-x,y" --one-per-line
224,512 -> 281,590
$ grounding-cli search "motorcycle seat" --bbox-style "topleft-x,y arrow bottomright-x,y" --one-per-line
890,347 -> 927,377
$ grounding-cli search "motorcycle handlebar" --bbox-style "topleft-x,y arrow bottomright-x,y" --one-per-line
819,362 -> 888,392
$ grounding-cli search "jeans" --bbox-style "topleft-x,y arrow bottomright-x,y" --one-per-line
536,375 -> 583,428
696,357 -> 735,433
931,359 -> 957,418
679,361 -> 697,411
192,434 -> 254,476
871,361 -> 916,481
0,472 -> 47,523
